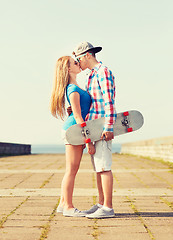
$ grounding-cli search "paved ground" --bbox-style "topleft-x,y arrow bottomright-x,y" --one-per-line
0,153 -> 172,240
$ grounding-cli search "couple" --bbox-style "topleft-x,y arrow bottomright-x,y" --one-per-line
50,41 -> 116,219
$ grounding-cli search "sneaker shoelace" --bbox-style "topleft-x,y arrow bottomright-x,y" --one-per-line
74,208 -> 80,213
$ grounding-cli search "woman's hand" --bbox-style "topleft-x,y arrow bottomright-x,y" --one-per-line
86,142 -> 95,155
67,106 -> 72,116
82,144 -> 86,150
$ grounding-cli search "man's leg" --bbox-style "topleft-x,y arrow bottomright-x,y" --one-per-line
94,140 -> 113,208
85,140 -> 115,218
100,170 -> 113,208
96,172 -> 104,205
97,170 -> 114,208
86,170 -> 115,218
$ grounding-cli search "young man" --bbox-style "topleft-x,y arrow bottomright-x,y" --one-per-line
72,41 -> 116,218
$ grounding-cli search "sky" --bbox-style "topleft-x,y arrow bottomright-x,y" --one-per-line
0,0 -> 173,145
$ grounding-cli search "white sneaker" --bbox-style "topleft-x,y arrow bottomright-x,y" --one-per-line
56,205 -> 63,213
86,208 -> 115,219
63,208 -> 86,217
82,204 -> 101,214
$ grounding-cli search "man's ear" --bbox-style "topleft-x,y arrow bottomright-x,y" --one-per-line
86,52 -> 92,59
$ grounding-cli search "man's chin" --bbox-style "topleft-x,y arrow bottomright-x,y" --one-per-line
80,66 -> 87,71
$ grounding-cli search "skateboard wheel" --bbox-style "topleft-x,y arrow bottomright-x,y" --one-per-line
81,122 -> 86,127
85,138 -> 91,143
127,127 -> 133,132
123,111 -> 129,116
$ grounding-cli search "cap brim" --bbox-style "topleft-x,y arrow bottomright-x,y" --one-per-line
91,47 -> 102,54
74,47 -> 102,56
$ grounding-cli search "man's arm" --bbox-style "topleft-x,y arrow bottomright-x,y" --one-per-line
99,68 -> 116,141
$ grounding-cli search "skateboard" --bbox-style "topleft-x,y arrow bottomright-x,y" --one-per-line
65,110 -> 144,145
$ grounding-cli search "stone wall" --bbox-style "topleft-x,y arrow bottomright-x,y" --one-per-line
0,142 -> 31,156
121,136 -> 173,162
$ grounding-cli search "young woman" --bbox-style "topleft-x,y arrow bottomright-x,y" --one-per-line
50,56 -> 95,217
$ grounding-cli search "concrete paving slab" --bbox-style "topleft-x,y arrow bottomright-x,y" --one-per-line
3,219 -> 47,228
0,153 -> 172,240
99,232 -> 151,240
0,169 -> 171,173
0,227 -> 41,240
47,226 -> 93,240
0,187 -> 172,197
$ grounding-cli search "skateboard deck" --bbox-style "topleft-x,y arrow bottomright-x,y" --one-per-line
65,110 -> 144,145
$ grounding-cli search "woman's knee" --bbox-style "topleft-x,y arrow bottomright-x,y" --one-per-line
66,165 -> 79,176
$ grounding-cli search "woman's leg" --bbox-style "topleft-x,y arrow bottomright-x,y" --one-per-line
61,144 -> 83,210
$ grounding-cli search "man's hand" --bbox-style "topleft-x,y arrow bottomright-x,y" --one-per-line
67,106 -> 72,116
101,131 -> 114,141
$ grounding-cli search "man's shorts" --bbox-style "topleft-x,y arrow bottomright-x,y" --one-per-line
91,140 -> 112,173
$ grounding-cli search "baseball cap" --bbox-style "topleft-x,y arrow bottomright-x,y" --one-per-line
72,41 -> 102,57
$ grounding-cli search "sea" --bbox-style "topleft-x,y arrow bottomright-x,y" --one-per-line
31,143 -> 121,154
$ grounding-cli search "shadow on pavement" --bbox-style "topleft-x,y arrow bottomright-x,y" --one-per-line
115,212 -> 173,218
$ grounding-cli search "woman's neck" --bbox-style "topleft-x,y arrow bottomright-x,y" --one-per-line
69,74 -> 77,85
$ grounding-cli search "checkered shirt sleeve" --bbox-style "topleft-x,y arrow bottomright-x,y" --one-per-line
85,63 -> 116,132
98,67 -> 116,131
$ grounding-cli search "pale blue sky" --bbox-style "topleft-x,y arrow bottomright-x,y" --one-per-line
0,0 -> 172,145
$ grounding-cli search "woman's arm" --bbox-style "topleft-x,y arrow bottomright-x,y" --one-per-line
69,92 -> 84,124
69,92 -> 95,155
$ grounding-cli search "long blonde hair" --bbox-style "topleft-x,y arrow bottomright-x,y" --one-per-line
50,56 -> 70,119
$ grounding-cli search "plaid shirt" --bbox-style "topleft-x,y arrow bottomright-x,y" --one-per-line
85,62 -> 116,132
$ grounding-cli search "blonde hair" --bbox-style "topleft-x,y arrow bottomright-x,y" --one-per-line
50,56 -> 70,119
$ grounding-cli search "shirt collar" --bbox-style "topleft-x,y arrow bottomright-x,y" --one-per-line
91,61 -> 102,72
